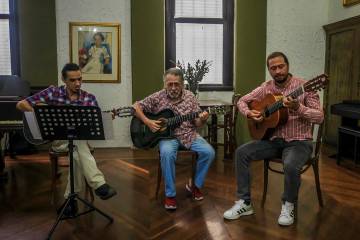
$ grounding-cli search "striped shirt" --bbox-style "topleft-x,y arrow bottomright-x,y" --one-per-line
26,85 -> 98,107
237,76 -> 323,141
138,89 -> 201,148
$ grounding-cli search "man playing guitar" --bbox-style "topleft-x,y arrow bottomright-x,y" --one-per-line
133,67 -> 215,210
223,52 -> 324,226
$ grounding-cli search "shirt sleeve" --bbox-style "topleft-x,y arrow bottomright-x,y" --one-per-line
237,84 -> 266,117
89,94 -> 99,107
137,91 -> 160,113
296,91 -> 324,124
25,86 -> 56,106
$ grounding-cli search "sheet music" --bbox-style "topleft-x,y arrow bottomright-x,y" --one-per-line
24,111 -> 42,140
102,112 -> 114,140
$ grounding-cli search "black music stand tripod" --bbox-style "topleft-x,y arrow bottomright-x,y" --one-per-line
32,105 -> 113,239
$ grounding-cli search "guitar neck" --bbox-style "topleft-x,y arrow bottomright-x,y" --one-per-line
266,85 -> 304,115
167,111 -> 200,127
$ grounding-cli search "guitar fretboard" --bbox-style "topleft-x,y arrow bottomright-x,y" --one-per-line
266,85 -> 304,116
167,112 -> 200,127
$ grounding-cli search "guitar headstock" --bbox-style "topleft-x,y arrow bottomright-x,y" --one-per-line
104,106 -> 135,119
205,106 -> 227,115
304,74 -> 329,92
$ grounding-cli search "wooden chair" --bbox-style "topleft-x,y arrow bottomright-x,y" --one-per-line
49,149 -> 94,204
261,114 -> 326,214
155,150 -> 198,199
206,93 -> 242,158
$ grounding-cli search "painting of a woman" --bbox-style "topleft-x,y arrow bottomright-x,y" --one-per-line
81,32 -> 112,74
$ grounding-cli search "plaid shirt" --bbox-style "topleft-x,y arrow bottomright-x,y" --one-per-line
237,76 -> 324,141
26,85 -> 98,107
137,89 -> 201,148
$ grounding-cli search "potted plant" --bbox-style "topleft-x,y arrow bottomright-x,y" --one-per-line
176,59 -> 211,97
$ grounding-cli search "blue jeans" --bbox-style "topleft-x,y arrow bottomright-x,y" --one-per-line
159,136 -> 215,197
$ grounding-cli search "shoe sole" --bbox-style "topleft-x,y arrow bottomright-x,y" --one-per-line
278,220 -> 294,226
224,209 -> 255,220
99,190 -> 117,200
165,205 -> 177,210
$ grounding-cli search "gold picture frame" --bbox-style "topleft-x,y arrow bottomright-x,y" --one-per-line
343,0 -> 360,7
69,22 -> 120,83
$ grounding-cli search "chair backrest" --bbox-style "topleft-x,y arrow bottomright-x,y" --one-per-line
312,107 -> 326,160
232,93 -> 242,146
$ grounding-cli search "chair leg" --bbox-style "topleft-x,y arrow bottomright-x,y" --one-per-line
155,160 -> 162,200
191,154 -> 197,199
261,160 -> 269,207
312,162 -> 324,207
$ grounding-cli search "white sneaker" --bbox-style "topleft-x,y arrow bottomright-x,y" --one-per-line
223,199 -> 254,220
278,201 -> 295,226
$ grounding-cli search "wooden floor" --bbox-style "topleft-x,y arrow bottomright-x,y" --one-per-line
0,145 -> 359,240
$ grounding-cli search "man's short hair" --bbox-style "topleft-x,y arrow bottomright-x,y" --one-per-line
61,63 -> 80,79
266,52 -> 289,68
163,67 -> 184,83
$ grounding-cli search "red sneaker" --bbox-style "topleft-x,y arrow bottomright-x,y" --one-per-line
164,197 -> 177,210
185,183 -> 204,201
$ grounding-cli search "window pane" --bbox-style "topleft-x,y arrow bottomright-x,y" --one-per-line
0,0 -> 9,14
175,0 -> 222,18
176,23 -> 223,84
0,20 -> 12,75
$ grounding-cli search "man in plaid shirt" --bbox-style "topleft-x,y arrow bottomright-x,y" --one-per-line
223,52 -> 324,226
17,63 -> 116,216
133,68 -> 215,210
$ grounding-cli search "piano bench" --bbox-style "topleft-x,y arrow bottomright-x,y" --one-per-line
49,149 -> 94,204
337,126 -> 360,165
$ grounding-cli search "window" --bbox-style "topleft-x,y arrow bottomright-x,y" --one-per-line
166,0 -> 234,91
0,0 -> 19,75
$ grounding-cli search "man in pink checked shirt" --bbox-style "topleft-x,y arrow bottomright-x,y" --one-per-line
223,52 -> 324,226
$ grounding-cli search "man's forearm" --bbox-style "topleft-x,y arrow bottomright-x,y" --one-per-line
133,102 -> 149,124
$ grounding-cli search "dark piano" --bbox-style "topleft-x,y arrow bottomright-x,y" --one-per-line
331,100 -> 360,165
0,75 -> 30,180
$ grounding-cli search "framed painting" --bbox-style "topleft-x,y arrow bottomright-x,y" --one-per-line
70,22 -> 120,83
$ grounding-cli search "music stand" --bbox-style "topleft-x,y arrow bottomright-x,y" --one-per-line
32,105 -> 113,239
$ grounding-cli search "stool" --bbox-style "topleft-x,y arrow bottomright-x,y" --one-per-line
337,126 -> 360,165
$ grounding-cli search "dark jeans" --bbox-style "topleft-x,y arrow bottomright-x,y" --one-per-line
235,138 -> 313,203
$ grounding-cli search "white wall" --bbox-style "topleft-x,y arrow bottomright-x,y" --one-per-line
329,0 -> 360,23
266,0 -> 328,82
266,0 -> 360,105
55,0 -> 132,147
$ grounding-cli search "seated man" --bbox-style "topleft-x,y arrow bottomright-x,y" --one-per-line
16,63 -> 117,214
133,67 -> 215,210
223,52 -> 324,226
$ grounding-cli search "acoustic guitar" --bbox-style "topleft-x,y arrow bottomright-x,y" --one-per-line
121,106 -> 225,149
247,74 -> 329,140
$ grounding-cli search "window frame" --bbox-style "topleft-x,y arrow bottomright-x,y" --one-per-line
0,0 -> 20,76
165,0 -> 234,91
